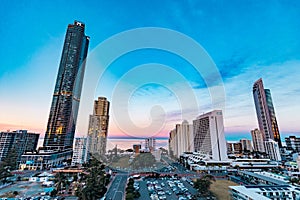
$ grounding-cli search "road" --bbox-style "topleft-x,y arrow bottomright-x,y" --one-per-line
105,174 -> 128,200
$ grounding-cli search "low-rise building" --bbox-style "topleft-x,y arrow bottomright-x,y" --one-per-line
286,136 -> 300,152
230,185 -> 300,200
231,158 -> 279,170
133,144 -> 141,154
239,171 -> 289,185
20,147 -> 73,170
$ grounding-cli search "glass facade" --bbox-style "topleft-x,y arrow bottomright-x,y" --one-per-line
265,89 -> 282,147
43,21 -> 89,148
253,79 -> 282,148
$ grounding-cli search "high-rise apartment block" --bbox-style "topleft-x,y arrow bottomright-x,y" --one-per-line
43,21 -> 89,148
240,138 -> 253,152
193,110 -> 227,161
168,120 -> 194,158
145,137 -> 156,152
253,78 -> 282,147
20,21 -> 89,170
87,97 -> 110,159
0,130 -> 39,163
285,136 -> 300,152
169,129 -> 177,158
227,142 -> 242,154
71,137 -> 87,165
251,128 -> 265,153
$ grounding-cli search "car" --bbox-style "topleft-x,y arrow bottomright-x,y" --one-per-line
181,188 -> 188,192
159,195 -> 167,199
178,197 -> 187,200
150,194 -> 159,200
175,191 -> 184,195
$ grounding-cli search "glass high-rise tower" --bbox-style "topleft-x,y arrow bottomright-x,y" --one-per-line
43,21 -> 89,148
253,78 -> 282,147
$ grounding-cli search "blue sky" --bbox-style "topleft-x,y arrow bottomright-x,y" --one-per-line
0,0 -> 300,141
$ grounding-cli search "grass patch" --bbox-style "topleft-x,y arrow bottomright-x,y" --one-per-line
111,156 -> 131,169
209,179 -> 239,200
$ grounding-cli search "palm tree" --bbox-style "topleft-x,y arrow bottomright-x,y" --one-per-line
0,165 -> 12,184
54,172 -> 67,194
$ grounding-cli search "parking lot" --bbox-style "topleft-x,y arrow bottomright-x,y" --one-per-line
136,176 -> 198,200
0,181 -> 54,199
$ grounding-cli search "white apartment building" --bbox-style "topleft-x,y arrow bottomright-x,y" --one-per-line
145,137 -> 156,152
168,120 -> 194,158
193,110 -> 227,161
230,185 -> 300,200
72,137 -> 87,166
265,139 -> 282,161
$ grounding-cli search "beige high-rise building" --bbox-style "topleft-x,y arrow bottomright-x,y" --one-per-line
251,128 -> 265,153
87,97 -> 110,160
168,120 -> 194,159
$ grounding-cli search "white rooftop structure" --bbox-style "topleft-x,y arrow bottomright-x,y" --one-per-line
230,185 -> 300,200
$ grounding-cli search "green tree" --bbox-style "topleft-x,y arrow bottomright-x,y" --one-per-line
1,148 -> 18,170
0,166 -> 11,184
125,178 -> 140,200
75,157 -> 110,200
54,172 -> 67,194
0,148 -> 17,184
194,174 -> 215,196
290,177 -> 299,185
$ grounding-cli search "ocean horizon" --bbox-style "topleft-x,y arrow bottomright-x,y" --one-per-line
37,131 -> 297,151
37,137 -> 169,151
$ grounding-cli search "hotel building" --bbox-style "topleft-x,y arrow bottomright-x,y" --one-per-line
193,110 -> 227,161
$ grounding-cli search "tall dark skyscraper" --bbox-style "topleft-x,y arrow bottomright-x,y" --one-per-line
253,78 -> 282,147
43,21 -> 89,148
